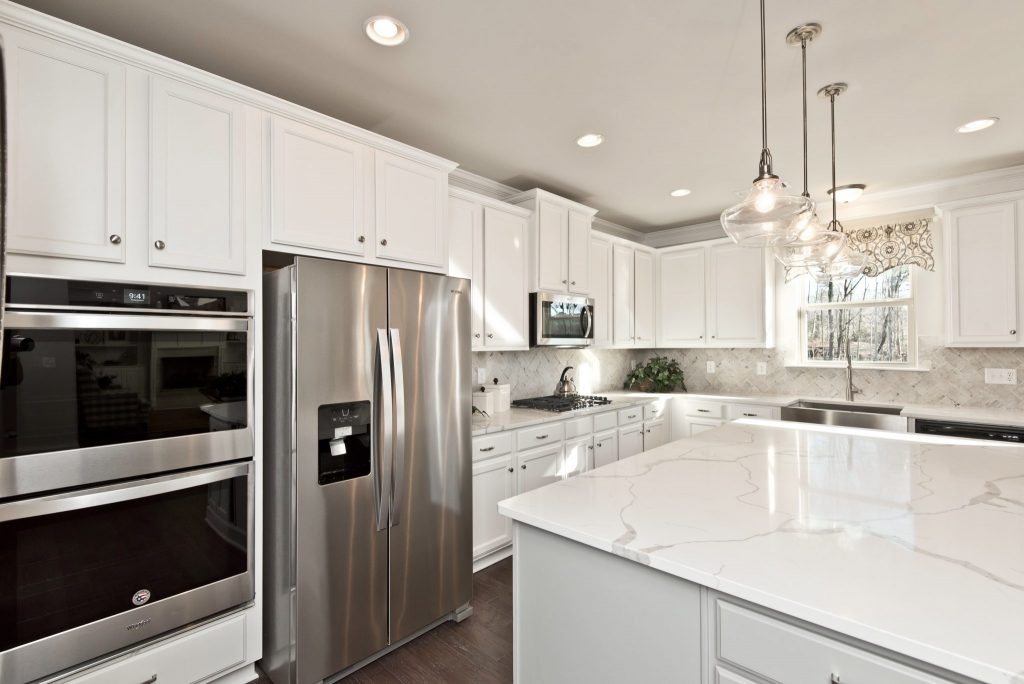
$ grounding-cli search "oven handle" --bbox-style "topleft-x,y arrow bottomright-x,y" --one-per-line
3,311 -> 249,332
0,461 -> 250,523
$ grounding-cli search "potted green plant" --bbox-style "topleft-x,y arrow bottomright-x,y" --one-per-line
623,355 -> 686,393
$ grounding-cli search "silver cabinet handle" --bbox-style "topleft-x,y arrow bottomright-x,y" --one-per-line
108,234 -> 122,245
536,434 -> 548,440
139,676 -> 158,684
358,235 -> 366,243
697,409 -> 710,413
380,238 -> 388,246
479,446 -> 495,452
521,464 -> 527,470
507,467 -> 514,473
627,414 -> 637,419
153,240 -> 165,250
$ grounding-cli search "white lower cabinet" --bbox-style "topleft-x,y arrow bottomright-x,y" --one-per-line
517,444 -> 563,494
592,429 -> 619,468
563,436 -> 593,478
643,419 -> 667,450
688,418 -> 724,436
618,424 -> 644,460
471,454 -> 515,559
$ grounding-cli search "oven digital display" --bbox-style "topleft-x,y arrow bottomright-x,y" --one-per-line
123,288 -> 150,305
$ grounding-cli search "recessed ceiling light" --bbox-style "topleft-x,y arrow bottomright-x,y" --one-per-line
956,117 -> 999,133
365,16 -> 409,46
670,188 -> 691,197
575,133 -> 604,148
827,183 -> 866,203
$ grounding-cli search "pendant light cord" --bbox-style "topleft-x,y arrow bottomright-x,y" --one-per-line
757,0 -> 773,179
830,91 -> 840,232
801,37 -> 808,198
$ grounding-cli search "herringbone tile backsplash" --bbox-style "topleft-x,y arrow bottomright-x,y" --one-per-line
474,337 -> 1024,409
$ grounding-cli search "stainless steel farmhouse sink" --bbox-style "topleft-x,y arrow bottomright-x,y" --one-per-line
781,400 -> 908,432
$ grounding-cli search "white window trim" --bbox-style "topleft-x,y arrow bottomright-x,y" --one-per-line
798,267 -> 919,368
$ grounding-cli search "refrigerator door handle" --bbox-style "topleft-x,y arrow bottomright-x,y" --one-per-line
388,328 -> 406,527
375,329 -> 393,532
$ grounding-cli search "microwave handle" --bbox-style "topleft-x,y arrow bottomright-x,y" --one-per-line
3,311 -> 248,332
582,305 -> 593,338
0,461 -> 250,523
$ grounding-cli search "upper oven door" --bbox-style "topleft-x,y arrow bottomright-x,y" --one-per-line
0,311 -> 253,498
533,293 -> 594,347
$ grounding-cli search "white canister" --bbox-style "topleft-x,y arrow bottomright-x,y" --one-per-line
494,383 -> 511,412
472,389 -> 495,415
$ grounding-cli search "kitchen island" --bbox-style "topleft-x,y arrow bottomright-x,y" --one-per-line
498,420 -> 1024,684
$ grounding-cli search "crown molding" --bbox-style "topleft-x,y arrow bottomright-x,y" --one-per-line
448,169 -> 520,201
592,217 -> 646,242
643,220 -> 725,248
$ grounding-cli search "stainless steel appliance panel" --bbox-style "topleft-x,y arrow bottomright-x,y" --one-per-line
387,270 -> 473,643
291,259 -> 390,682
530,292 -> 595,347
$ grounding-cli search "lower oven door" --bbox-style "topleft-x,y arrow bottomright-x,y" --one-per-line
0,461 -> 254,684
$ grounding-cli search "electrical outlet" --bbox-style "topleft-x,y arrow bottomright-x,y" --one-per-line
706,361 -> 716,374
756,362 -> 767,376
984,368 -> 1017,385
476,367 -> 487,384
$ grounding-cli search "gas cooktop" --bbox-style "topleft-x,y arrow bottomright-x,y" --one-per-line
511,395 -> 613,413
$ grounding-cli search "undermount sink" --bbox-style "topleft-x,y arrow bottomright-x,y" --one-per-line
781,400 -> 907,432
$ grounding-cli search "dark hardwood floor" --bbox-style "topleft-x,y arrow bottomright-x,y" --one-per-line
256,558 -> 513,683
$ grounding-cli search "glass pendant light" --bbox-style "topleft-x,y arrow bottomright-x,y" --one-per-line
772,23 -> 846,270
807,83 -> 868,282
721,0 -> 813,247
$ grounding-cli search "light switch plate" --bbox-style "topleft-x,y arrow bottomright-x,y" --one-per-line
476,367 -> 487,384
706,361 -> 716,374
756,362 -> 767,376
984,368 -> 1017,385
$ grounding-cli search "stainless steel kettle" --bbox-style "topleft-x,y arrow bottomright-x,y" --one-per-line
554,366 -> 577,397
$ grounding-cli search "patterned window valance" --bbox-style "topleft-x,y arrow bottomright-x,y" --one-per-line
846,217 -> 935,277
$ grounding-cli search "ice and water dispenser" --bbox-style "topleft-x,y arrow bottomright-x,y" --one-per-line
317,400 -> 372,485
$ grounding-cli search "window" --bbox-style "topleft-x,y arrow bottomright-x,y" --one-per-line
802,265 -> 915,366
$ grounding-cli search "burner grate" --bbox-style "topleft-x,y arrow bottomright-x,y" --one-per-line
511,394 -> 612,413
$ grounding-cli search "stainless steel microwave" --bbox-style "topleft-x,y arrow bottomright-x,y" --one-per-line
530,292 -> 595,347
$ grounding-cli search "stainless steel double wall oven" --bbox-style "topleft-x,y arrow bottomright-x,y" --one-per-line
0,276 -> 255,684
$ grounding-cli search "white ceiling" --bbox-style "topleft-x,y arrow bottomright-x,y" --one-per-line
15,0 -> 1024,231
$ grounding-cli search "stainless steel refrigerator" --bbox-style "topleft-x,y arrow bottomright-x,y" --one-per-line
262,257 -> 473,684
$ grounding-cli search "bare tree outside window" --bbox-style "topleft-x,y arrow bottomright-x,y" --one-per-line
803,266 -> 914,365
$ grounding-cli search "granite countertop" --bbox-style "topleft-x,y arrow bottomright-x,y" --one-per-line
498,420 -> 1024,684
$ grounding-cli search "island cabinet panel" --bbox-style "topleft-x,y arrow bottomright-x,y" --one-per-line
513,524 -> 702,683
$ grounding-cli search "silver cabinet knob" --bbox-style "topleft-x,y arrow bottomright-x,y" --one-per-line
108,234 -> 122,245
587,445 -> 593,450
596,443 -> 602,448
699,335 -> 703,339
831,676 -> 841,684
561,279 -> 567,284
474,333 -> 481,339
1012,329 -> 1017,335
507,467 -> 514,473
380,238 -> 388,246
487,333 -> 494,339
521,464 -> 526,470
571,281 -> 576,285
358,235 -> 366,243
154,240 -> 165,250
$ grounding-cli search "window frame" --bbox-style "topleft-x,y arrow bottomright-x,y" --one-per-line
798,266 -> 918,368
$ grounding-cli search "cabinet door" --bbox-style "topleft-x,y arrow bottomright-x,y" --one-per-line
374,150 -> 447,267
269,115 -> 369,255
643,420 -> 667,450
592,429 -> 618,468
472,454 -> 514,559
6,31 -> 126,262
657,247 -> 707,346
709,242 -> 767,346
612,244 -> 636,346
567,209 -> 592,294
590,237 -> 613,346
617,425 -> 644,460
483,206 -> 529,348
946,202 -> 1019,345
517,445 -> 562,494
563,436 -> 592,478
688,418 -> 723,436
537,200 -> 569,291
149,77 -> 246,274
634,249 -> 656,346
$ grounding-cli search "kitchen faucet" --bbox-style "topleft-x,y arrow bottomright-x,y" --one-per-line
844,336 -> 861,402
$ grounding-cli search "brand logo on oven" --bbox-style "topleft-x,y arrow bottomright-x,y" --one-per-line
132,589 -> 151,606
126,618 -> 151,632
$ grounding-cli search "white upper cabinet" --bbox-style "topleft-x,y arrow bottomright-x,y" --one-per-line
634,249 -> 656,346
482,205 -> 530,349
657,246 -> 706,345
567,210 -> 592,294
612,243 -> 636,346
6,29 -> 127,263
148,77 -> 246,274
708,242 -> 768,346
448,194 -> 480,280
590,236 -> 613,346
374,150 -> 448,268
268,115 -> 370,256
656,239 -> 773,348
508,189 -> 597,295
944,200 -> 1020,346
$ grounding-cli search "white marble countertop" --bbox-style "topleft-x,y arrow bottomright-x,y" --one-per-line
607,390 -> 801,407
499,420 -> 1024,683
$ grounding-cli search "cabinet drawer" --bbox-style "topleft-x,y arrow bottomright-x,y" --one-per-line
564,416 -> 593,439
716,600 -> 944,684
70,613 -> 246,683
592,410 -> 618,433
473,432 -> 513,461
686,400 -> 723,419
516,422 -> 564,450
644,401 -> 667,421
617,407 -> 643,426
726,404 -> 778,420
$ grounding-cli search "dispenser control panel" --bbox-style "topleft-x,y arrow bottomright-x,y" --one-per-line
317,400 -> 371,485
